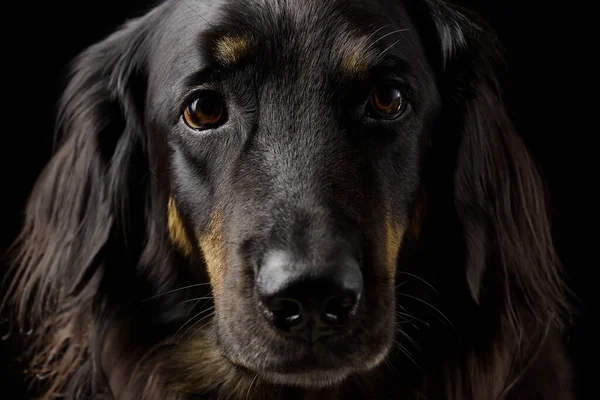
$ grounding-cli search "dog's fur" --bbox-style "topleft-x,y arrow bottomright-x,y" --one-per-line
2,0 -> 574,399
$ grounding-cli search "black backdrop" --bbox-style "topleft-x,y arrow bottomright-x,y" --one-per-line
1,1 -> 592,399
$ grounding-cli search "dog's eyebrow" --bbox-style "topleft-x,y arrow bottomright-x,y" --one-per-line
341,52 -> 373,79
213,34 -> 252,66
339,28 -> 411,79
341,53 -> 413,81
339,39 -> 376,79
338,39 -> 394,79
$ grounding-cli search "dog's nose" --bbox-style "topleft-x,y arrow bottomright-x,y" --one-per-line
256,250 -> 363,340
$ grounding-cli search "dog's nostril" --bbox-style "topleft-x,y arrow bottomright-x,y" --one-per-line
322,293 -> 358,325
256,249 -> 363,339
267,298 -> 305,331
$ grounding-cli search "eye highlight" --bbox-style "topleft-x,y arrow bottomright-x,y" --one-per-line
183,92 -> 225,130
369,85 -> 406,119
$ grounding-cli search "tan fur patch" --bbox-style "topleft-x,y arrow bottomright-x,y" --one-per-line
214,35 -> 251,66
166,328 -> 263,397
340,51 -> 371,78
385,215 -> 406,282
336,29 -> 378,79
167,196 -> 193,257
197,212 -> 226,294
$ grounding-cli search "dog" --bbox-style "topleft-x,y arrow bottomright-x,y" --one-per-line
2,0 -> 574,399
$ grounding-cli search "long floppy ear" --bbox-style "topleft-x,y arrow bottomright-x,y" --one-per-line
1,12 -> 156,397
424,0 -> 570,333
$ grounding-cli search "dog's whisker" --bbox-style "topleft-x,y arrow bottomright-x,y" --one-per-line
186,313 -> 234,344
395,326 -> 421,350
366,28 -> 410,51
183,296 -> 214,320
173,307 -> 215,343
396,271 -> 438,294
175,296 -> 213,306
141,283 -> 211,301
246,373 -> 260,400
397,293 -> 453,328
395,316 -> 421,331
395,316 -> 419,330
384,357 -> 401,379
393,339 -> 411,355
374,39 -> 402,62
187,315 -> 225,344
393,340 -> 423,372
395,281 -> 408,289
363,24 -> 391,46
395,306 -> 432,330
395,310 -> 430,327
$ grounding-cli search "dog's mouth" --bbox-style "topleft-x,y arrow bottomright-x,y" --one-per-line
223,333 -> 392,388
215,283 -> 395,388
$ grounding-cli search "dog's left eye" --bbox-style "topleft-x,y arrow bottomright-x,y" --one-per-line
183,93 -> 225,130
369,85 -> 406,119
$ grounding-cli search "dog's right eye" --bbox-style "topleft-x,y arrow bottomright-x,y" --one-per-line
183,93 -> 225,130
368,85 -> 406,120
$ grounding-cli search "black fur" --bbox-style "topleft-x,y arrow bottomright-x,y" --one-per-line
2,0 -> 573,399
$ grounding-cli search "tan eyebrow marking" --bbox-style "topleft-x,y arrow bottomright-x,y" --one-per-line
338,33 -> 377,79
339,27 -> 409,79
214,35 -> 251,66
341,51 -> 372,78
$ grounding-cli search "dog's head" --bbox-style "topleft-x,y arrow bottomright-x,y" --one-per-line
153,0 -> 441,385
5,0 -> 570,398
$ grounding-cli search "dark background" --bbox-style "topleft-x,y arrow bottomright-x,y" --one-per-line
1,1 -> 592,399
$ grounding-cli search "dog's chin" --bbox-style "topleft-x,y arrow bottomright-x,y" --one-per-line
259,369 -> 353,388
225,342 -> 392,389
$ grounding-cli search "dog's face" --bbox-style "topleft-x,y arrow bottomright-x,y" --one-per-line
8,0 -> 573,397
148,0 -> 439,387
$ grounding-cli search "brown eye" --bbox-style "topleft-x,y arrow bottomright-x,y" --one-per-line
183,93 -> 225,130
370,86 -> 406,119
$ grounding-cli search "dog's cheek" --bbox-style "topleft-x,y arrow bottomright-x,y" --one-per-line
197,211 -> 227,296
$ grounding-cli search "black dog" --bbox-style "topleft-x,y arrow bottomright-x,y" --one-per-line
3,0 -> 574,399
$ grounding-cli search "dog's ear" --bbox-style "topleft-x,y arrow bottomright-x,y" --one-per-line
2,12 -> 155,396
424,1 -> 569,325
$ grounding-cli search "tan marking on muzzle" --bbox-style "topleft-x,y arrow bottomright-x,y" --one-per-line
214,35 -> 251,66
197,212 -> 226,294
167,196 -> 193,257
385,215 -> 406,282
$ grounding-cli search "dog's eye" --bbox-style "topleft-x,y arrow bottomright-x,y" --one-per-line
183,93 -> 225,130
369,86 -> 406,119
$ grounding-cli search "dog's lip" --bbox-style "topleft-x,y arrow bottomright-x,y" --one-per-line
227,348 -> 341,374
228,355 -> 355,388
259,368 -> 353,388
223,333 -> 392,387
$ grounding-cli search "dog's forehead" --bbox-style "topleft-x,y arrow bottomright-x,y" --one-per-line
160,0 -> 418,69
209,0 -> 416,72
150,0 -> 429,115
